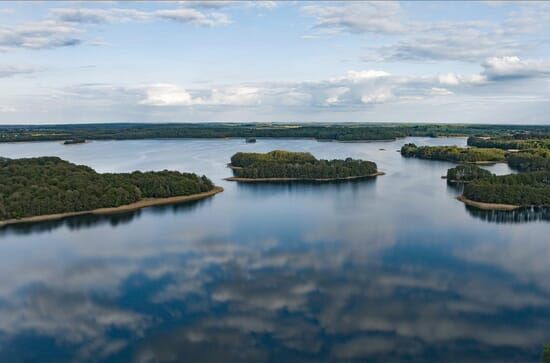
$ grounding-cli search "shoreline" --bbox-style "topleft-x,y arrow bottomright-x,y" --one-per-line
0,186 -> 224,228
456,195 -> 520,211
224,172 -> 385,182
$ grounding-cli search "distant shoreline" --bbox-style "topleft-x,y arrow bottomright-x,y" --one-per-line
224,172 -> 385,182
0,186 -> 223,228
456,195 -> 520,211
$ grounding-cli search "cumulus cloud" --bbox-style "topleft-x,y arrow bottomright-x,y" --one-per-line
139,83 -> 195,106
482,56 -> 550,80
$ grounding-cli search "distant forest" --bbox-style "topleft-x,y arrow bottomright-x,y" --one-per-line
229,150 -> 378,180
2,123 -> 550,143
0,157 -> 214,220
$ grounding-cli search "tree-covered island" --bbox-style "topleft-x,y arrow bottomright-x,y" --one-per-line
0,157 -> 222,225
401,143 -> 506,163
458,171 -> 550,210
226,150 -> 382,182
445,164 -> 493,183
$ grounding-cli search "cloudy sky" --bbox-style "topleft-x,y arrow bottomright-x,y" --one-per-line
1,1 -> 550,124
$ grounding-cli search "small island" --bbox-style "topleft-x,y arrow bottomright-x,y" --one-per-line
457,171 -> 550,210
63,139 -> 86,145
445,164 -> 492,183
226,150 -> 383,182
245,138 -> 256,143
0,157 -> 222,226
400,143 -> 506,163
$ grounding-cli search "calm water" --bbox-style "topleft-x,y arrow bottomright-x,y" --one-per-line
0,137 -> 549,363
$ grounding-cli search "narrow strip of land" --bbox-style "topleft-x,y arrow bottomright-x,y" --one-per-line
0,186 -> 223,228
456,195 -> 520,211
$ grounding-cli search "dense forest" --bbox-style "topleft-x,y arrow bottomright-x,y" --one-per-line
229,150 -> 378,180
446,164 -> 492,182
0,157 -> 214,220
543,345 -> 550,363
463,171 -> 550,206
506,149 -> 550,172
467,135 -> 550,150
2,123 -> 549,143
400,143 -> 506,163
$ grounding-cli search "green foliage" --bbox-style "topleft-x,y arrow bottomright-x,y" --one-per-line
542,344 -> 550,363
463,171 -> 550,206
507,149 -> 550,172
446,164 -> 492,182
229,150 -> 378,179
0,157 -> 214,220
400,143 -> 506,162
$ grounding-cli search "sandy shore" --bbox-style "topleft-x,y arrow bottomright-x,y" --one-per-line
225,172 -> 385,182
0,186 -> 223,228
456,195 -> 520,211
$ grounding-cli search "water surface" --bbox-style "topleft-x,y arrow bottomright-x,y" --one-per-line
0,137 -> 549,362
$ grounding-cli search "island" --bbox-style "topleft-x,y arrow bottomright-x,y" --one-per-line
63,139 -> 86,145
445,164 -> 492,183
457,171 -> 550,210
245,138 -> 256,143
468,135 -> 550,150
400,143 -> 506,163
225,150 -> 382,182
506,149 -> 550,172
0,157 -> 222,226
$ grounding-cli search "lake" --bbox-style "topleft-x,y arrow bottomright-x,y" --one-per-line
0,137 -> 549,363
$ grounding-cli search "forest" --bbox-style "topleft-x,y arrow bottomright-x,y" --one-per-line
2,123 -> 550,143
400,143 -> 506,163
463,171 -> 550,207
506,149 -> 550,172
446,164 -> 492,182
467,135 -> 550,150
0,157 -> 214,220
229,150 -> 378,180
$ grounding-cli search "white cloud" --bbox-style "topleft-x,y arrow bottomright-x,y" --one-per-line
139,84 -> 195,106
0,65 -> 37,78
429,87 -> 453,96
361,88 -> 394,104
0,20 -> 82,50
301,2 -> 404,35
154,9 -> 231,27
482,56 -> 550,80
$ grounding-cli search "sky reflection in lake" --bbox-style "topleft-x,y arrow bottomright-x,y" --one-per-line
0,138 -> 548,362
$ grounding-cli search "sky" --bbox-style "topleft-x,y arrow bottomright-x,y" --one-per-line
1,1 -> 550,125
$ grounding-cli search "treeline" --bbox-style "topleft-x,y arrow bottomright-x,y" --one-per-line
507,149 -> 550,172
400,143 -> 506,163
463,171 -> 550,206
2,123 -> 550,143
446,164 -> 492,182
467,136 -> 550,150
229,150 -> 378,179
0,157 -> 214,220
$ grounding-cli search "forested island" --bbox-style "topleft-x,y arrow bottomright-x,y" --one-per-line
459,171 -> 550,210
0,157 -> 221,225
507,149 -> 550,172
1,123 -> 549,143
226,150 -> 381,181
63,139 -> 86,145
446,164 -> 492,183
400,143 -> 506,163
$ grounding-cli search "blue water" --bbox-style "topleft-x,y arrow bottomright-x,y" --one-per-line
0,137 -> 548,362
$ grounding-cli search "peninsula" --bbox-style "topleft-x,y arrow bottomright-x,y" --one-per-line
400,143 -> 506,163
0,157 -> 222,226
226,150 -> 382,182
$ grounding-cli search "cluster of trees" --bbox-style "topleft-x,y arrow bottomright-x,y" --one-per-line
2,123 -> 549,143
468,136 -> 550,150
463,171 -> 550,206
229,150 -> 378,179
400,143 -> 506,162
507,149 -> 550,172
0,157 -> 214,220
446,164 -> 492,182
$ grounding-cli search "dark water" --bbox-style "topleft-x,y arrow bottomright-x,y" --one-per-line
0,137 -> 549,363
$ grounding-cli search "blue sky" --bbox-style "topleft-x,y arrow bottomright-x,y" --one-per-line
1,1 -> 550,124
